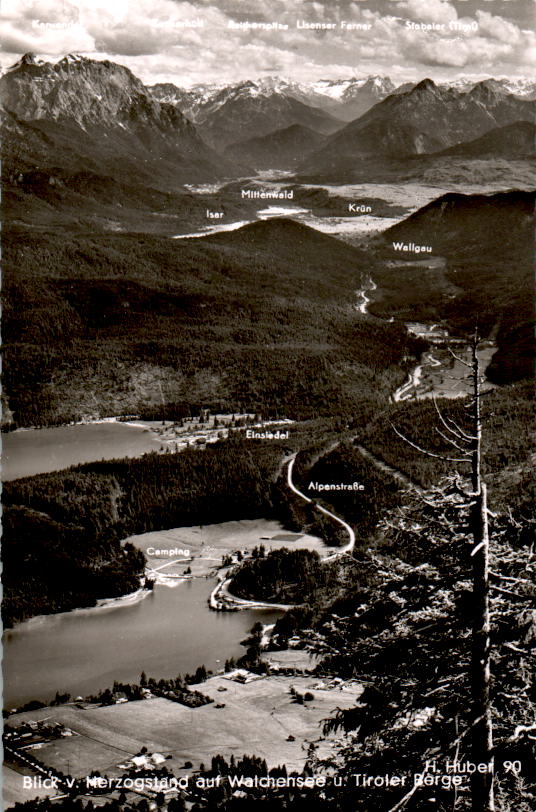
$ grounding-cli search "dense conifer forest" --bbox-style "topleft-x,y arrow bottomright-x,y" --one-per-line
2,222 -> 415,428
2,438 -> 283,626
229,548 -> 341,604
362,380 -> 535,511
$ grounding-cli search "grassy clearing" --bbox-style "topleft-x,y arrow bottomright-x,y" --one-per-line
262,650 -> 321,671
125,519 -> 327,580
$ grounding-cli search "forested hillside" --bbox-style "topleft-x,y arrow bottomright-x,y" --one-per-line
2,438 -> 284,626
362,380 -> 535,511
371,191 -> 535,383
230,548 -> 340,604
3,221 -> 415,427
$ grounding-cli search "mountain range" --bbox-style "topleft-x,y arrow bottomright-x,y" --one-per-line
438,77 -> 536,99
3,54 -> 534,191
0,53 -> 241,189
299,79 -> 535,177
149,71 -> 534,172
181,80 -> 343,148
150,75 -> 536,124
150,75 -> 398,123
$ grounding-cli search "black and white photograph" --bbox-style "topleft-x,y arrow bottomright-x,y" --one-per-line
1,0 -> 535,810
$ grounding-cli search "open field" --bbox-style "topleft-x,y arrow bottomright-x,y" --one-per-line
29,735 -> 133,778
8,673 -> 362,779
125,519 -> 327,581
6,703 -> 145,779
262,650 -> 321,672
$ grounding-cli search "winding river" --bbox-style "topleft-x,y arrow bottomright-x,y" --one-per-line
392,328 -> 497,403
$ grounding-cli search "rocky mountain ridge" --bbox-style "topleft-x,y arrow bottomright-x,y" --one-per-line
150,74 -> 536,123
150,75 -> 396,122
187,81 -> 343,148
0,53 -> 240,187
299,78 -> 535,174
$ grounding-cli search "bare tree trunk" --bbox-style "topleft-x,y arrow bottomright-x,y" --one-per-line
391,335 -> 495,810
470,338 -> 494,812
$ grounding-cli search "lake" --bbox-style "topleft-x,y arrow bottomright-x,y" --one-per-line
3,578 -> 281,709
1,421 -> 165,481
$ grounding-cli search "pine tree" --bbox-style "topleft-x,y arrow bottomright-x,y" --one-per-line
391,334 -> 494,811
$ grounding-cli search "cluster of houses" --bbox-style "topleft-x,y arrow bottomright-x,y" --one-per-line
5,719 -> 75,748
117,751 -> 168,770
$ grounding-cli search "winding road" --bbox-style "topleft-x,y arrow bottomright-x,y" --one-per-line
209,456 -> 356,611
211,271 -> 465,612
286,457 -> 355,558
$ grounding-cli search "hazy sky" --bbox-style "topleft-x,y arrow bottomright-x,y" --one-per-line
1,0 -> 534,85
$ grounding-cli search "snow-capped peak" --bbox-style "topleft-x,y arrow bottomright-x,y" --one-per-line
310,76 -> 394,100
441,76 -> 536,96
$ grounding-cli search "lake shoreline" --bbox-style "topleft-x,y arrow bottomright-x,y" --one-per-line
3,518 -> 321,708
4,587 -> 154,634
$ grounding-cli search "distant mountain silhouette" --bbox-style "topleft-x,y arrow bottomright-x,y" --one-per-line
439,121 -> 535,157
224,124 -> 326,168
